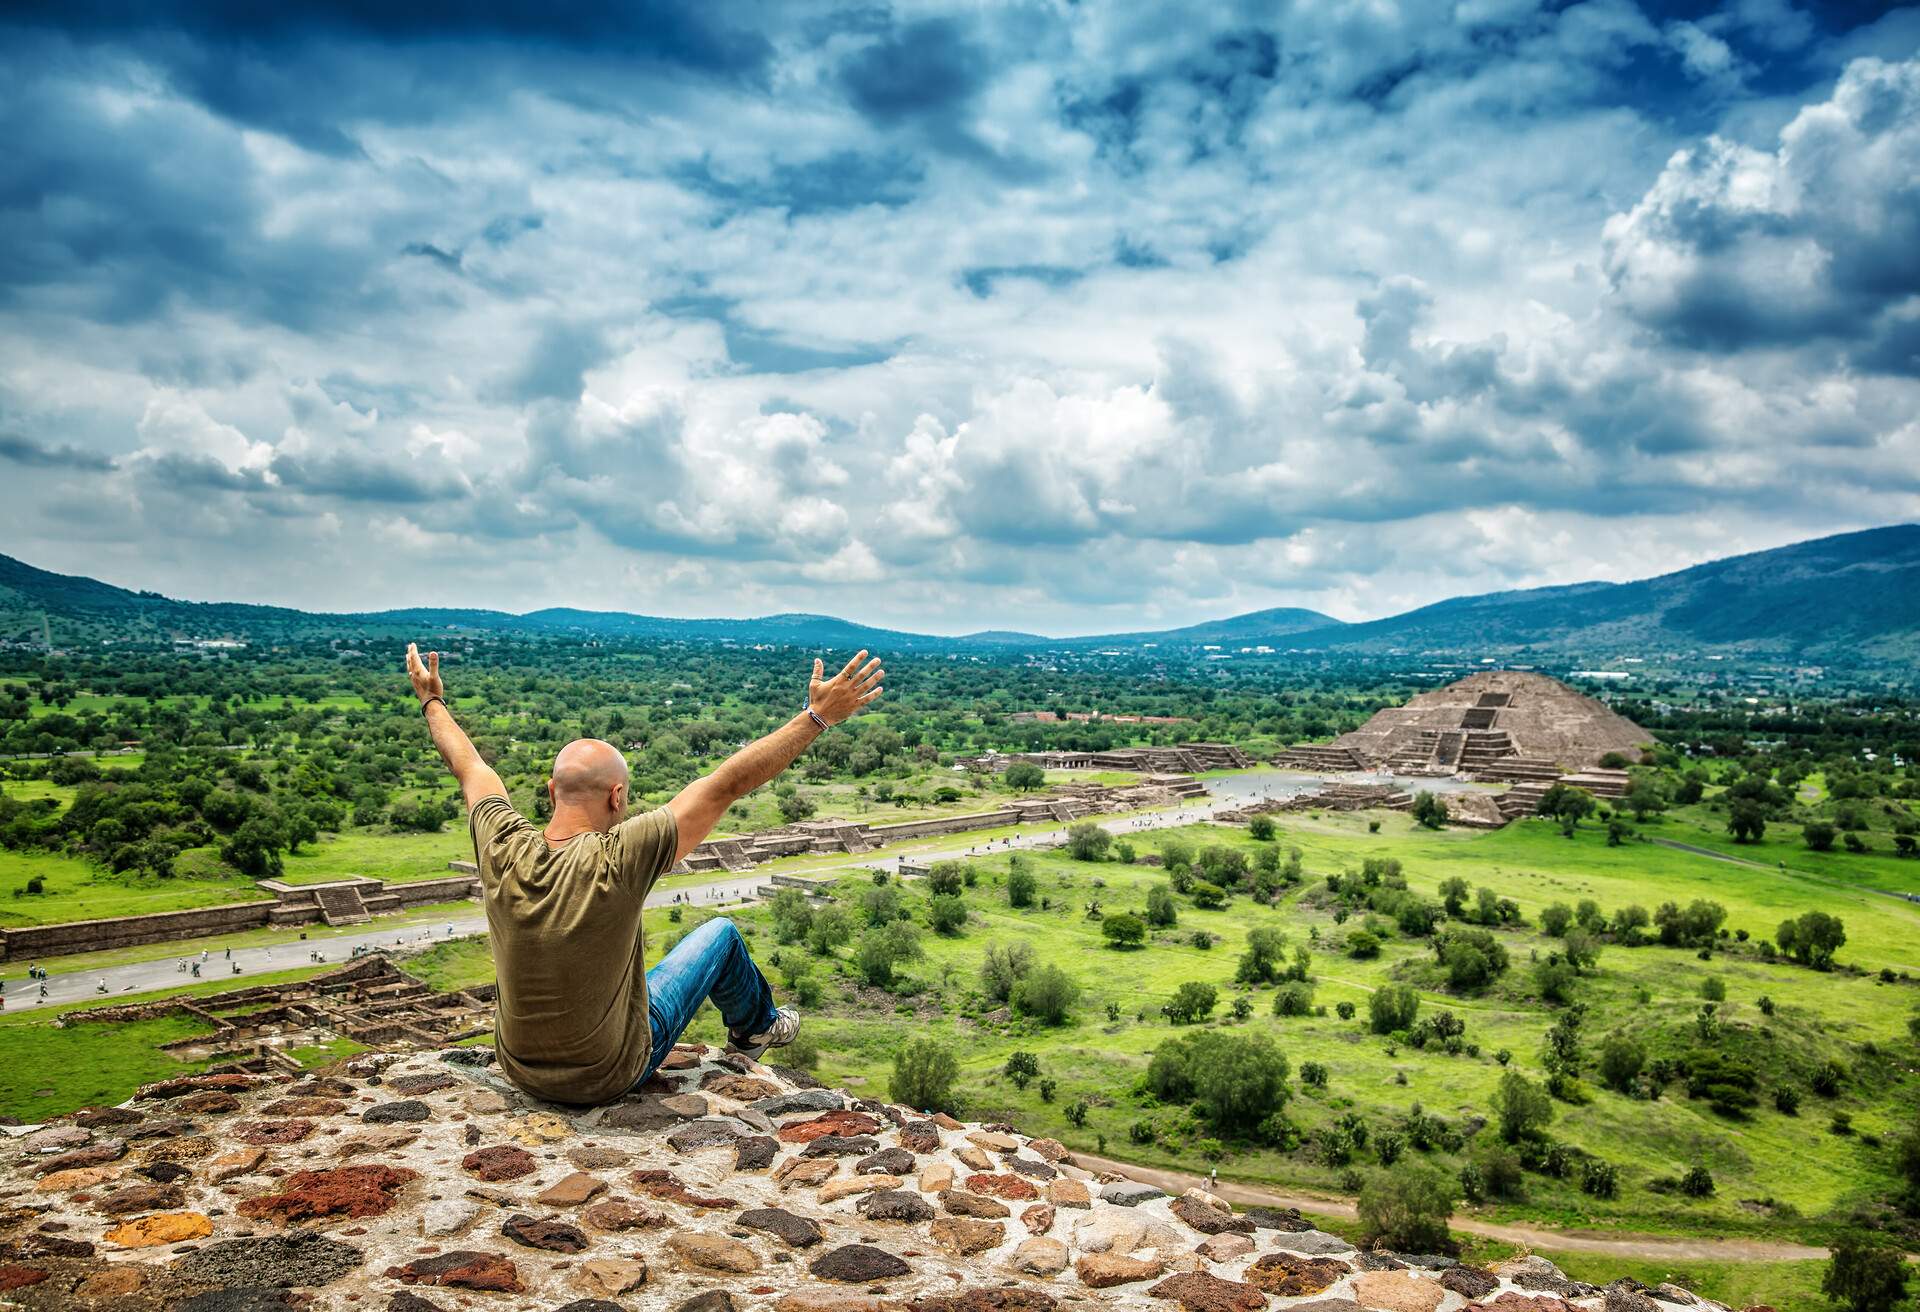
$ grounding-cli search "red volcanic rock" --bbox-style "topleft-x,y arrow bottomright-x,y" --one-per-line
461,1145 -> 537,1181
239,1164 -> 418,1223
0,1265 -> 49,1292
776,1110 -> 883,1144
139,1073 -> 256,1100
629,1168 -> 738,1208
387,1249 -> 523,1293
173,1090 -> 244,1115
963,1173 -> 1040,1201
257,1097 -> 348,1118
233,1120 -> 316,1146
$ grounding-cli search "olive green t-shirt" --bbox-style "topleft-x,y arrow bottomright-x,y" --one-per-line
469,795 -> 679,1105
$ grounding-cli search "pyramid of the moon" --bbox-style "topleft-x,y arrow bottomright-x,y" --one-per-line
1328,670 -> 1651,773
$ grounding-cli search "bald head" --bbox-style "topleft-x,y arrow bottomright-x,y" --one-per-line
550,738 -> 630,820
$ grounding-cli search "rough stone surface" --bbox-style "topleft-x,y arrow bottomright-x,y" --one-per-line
1099,1181 -> 1166,1207
535,1170 -> 608,1207
362,1099 -> 432,1124
942,1189 -> 1011,1218
238,1164 -> 418,1222
1352,1269 -> 1448,1312
1011,1236 -> 1071,1275
1076,1253 -> 1167,1288
581,1199 -> 668,1231
810,1244 -> 911,1282
1167,1194 -> 1254,1236
1268,1228 -> 1357,1256
858,1189 -> 937,1222
1147,1272 -> 1268,1312
172,1233 -> 365,1288
102,1211 -> 213,1247
387,1250 -> 524,1293
461,1144 -> 537,1180
501,1212 -> 590,1253
966,1172 -> 1040,1201
739,1206 -> 826,1247
736,1134 -> 780,1171
574,1255 -> 649,1296
667,1231 -> 763,1273
929,1216 -> 1004,1255
1445,1267 -> 1502,1300
1245,1252 -> 1350,1297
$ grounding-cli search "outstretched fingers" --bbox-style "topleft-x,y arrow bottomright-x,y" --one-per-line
838,649 -> 868,680
858,685 -> 885,705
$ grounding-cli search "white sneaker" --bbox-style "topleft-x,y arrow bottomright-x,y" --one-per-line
728,1006 -> 801,1060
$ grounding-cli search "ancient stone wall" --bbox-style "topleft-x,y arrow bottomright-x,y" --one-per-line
0,901 -> 277,963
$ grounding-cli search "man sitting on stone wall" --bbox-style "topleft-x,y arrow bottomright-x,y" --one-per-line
405,641 -> 885,1105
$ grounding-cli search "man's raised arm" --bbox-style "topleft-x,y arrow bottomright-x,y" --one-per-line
406,642 -> 507,811
666,650 -> 884,863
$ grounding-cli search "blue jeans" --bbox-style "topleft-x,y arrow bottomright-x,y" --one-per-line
636,917 -> 777,1085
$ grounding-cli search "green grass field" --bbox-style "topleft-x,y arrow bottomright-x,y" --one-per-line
649,812 -> 1919,1255
0,1012 -> 219,1121
0,848 -> 265,926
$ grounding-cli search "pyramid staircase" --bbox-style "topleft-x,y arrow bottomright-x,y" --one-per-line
313,885 -> 371,927
1455,729 -> 1517,770
1273,744 -> 1364,771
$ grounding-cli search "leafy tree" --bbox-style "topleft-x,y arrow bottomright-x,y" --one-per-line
1369,984 -> 1420,1034
1537,783 -> 1597,834
1533,958 -> 1578,1006
1438,877 -> 1470,918
890,1038 -> 960,1112
1492,1071 -> 1554,1142
1726,799 -> 1768,844
1598,1032 -> 1645,1093
769,888 -> 816,945
1190,879 -> 1227,910
805,904 -> 853,955
855,920 -> 922,985
1007,857 -> 1038,908
1803,821 -> 1837,852
1145,883 -> 1178,927
777,789 -> 817,823
1163,980 -> 1218,1025
1065,822 -> 1112,861
1356,1165 -> 1456,1255
1003,762 -> 1046,791
1412,791 -> 1448,829
1102,912 -> 1148,948
1011,964 -> 1080,1025
1272,980 -> 1315,1016
1346,929 -> 1381,959
1435,928 -> 1510,991
1248,814 -> 1276,840
980,941 -> 1036,1001
1777,911 -> 1846,968
926,861 -> 966,896
1146,1030 -> 1291,1135
1004,1051 -> 1040,1089
1540,902 -> 1573,936
927,893 -> 967,936
860,884 -> 904,926
1236,927 -> 1289,984
1822,1234 -> 1910,1312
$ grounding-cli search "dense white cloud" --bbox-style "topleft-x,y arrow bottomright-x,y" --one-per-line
0,2 -> 1916,633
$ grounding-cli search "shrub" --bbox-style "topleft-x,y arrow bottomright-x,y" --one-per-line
1434,928 -> 1510,991
890,1038 -> 960,1112
1356,1165 -> 1456,1255
855,920 -> 923,986
1540,902 -> 1573,936
1007,856 -> 1038,908
1346,929 -> 1381,959
1191,930 -> 1213,950
1368,984 -> 1420,1034
1492,1071 -> 1554,1142
1273,981 -> 1315,1017
1823,1234 -> 1910,1312
1011,964 -> 1080,1025
1230,995 -> 1253,1021
980,941 -> 1036,1002
1580,1158 -> 1619,1198
1163,981 -> 1218,1025
1190,880 -> 1227,909
1336,1000 -> 1357,1020
1412,791 -> 1448,829
769,888 -> 815,945
1038,1077 -> 1056,1102
1145,884 -> 1178,927
927,894 -> 967,936
1479,1146 -> 1526,1200
1813,1060 -> 1847,1097
861,884 -> 903,926
1102,912 -> 1148,949
1236,927 -> 1289,984
1065,1099 -> 1089,1127
1804,821 -> 1837,852
1146,1030 -> 1291,1135
1777,911 -> 1847,969
1300,1060 -> 1329,1087
926,861 -> 966,896
1775,1085 -> 1801,1115
1700,975 -> 1726,1002
1598,1032 -> 1645,1094
805,905 -> 853,955
1066,822 -> 1112,861
1248,814 -> 1276,840
1679,1165 -> 1715,1198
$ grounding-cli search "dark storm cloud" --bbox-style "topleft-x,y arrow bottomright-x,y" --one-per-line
0,434 -> 117,471
268,451 -> 466,503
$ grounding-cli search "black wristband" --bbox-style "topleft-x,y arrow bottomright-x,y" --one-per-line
421,696 -> 447,715
804,704 -> 829,731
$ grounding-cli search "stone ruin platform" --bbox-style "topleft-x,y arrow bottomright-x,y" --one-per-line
0,1035 -> 1738,1312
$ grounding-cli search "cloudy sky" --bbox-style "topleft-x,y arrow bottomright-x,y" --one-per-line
2,1 -> 1918,635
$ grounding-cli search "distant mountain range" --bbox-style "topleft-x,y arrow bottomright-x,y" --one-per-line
3,523 -> 1916,664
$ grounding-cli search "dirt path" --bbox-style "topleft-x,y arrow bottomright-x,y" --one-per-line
1648,837 -> 1918,907
1071,1151 -> 1830,1263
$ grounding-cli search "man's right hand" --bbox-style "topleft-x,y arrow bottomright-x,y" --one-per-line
406,642 -> 445,705
809,650 -> 884,725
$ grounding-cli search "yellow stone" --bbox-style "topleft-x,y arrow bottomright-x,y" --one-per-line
104,1212 -> 214,1248
507,1112 -> 574,1145
34,1165 -> 123,1192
